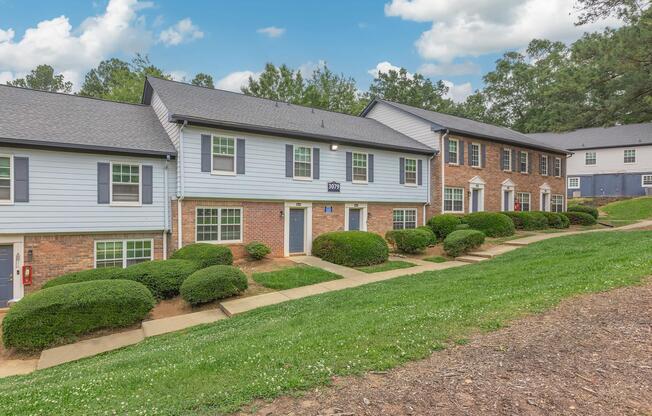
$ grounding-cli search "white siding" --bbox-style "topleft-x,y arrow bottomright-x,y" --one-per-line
151,91 -> 180,149
182,127 -> 428,203
365,102 -> 439,150
0,147 -> 173,234
567,145 -> 652,175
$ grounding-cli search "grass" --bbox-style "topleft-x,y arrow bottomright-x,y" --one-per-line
601,197 -> 652,221
356,260 -> 416,273
252,265 -> 341,290
423,255 -> 447,263
1,231 -> 650,415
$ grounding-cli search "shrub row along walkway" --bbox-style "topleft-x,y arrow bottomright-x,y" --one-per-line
1,219 -> 651,378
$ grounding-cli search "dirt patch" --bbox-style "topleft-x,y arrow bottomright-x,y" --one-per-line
241,281 -> 652,416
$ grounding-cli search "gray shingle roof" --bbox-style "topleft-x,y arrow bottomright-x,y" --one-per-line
0,84 -> 176,156
145,77 -> 434,154
365,99 -> 569,154
528,123 -> 652,150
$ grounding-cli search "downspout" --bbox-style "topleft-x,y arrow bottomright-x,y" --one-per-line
163,154 -> 170,259
423,151 -> 437,225
440,129 -> 450,214
177,120 -> 188,250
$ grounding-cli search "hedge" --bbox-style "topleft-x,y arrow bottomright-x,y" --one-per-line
2,280 -> 155,351
180,265 -> 248,306
312,231 -> 388,267
171,243 -> 233,268
427,214 -> 461,240
245,241 -> 271,260
568,204 -> 599,219
42,267 -> 126,289
503,211 -> 549,230
455,223 -> 470,231
416,225 -> 438,246
563,211 -> 597,225
123,259 -> 201,299
443,230 -> 486,257
463,212 -> 515,237
386,229 -> 432,254
540,212 -> 569,229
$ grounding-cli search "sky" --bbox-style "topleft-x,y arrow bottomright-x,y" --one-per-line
0,0 -> 621,103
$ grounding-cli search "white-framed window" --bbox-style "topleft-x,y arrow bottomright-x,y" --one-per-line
196,207 -> 243,243
111,162 -> 140,204
624,149 -> 636,164
502,149 -> 512,171
568,177 -> 580,189
293,146 -> 312,179
444,187 -> 464,213
352,152 -> 368,183
519,151 -> 528,173
642,175 -> 652,187
551,195 -> 564,213
554,157 -> 562,177
95,239 -> 153,268
448,138 -> 459,164
585,151 -> 596,166
392,208 -> 417,230
516,192 -> 531,211
0,154 -> 12,203
540,155 -> 548,176
470,143 -> 481,167
211,136 -> 236,174
404,158 -> 417,185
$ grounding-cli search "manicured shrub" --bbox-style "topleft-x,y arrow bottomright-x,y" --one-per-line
427,214 -> 461,240
312,231 -> 388,267
568,204 -> 599,219
2,280 -> 154,351
171,243 -> 233,268
42,267 -> 126,289
245,241 -> 271,260
558,212 -> 571,228
562,211 -> 597,225
181,265 -> 248,306
503,211 -> 549,230
540,212 -> 569,229
386,229 -> 432,254
123,259 -> 200,299
443,230 -> 486,257
456,223 -> 470,230
416,226 -> 438,246
464,212 -> 515,237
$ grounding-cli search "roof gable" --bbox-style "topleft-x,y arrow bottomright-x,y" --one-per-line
528,123 -> 652,150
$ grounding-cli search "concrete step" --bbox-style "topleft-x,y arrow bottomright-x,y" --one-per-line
141,309 -> 227,337
455,255 -> 488,263
504,240 -> 530,246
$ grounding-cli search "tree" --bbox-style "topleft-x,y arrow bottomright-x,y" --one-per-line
242,63 -> 306,103
191,73 -> 214,88
7,65 -> 72,93
574,0 -> 648,25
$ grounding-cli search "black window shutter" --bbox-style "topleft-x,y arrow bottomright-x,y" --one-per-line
368,154 -> 374,182
346,152 -> 352,182
561,157 -> 566,177
14,157 -> 29,202
97,162 -> 110,204
501,148 -> 506,169
468,142 -> 473,164
459,140 -> 465,165
528,152 -> 532,174
399,157 -> 405,184
313,147 -> 320,179
236,139 -> 245,174
444,138 -> 450,163
481,144 -> 486,168
512,149 -> 517,172
142,165 -> 153,204
201,134 -> 211,172
285,144 -> 294,177
417,159 -> 423,186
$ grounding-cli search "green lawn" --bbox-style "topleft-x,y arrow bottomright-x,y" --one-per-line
602,197 -> 652,221
356,260 -> 416,273
1,231 -> 650,415
423,255 -> 447,263
252,265 -> 341,290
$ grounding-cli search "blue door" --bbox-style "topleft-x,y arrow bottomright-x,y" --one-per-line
348,208 -> 361,231
503,191 -> 510,211
0,245 -> 13,307
289,209 -> 305,254
471,190 -> 479,212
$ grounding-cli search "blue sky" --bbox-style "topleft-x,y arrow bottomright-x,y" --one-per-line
0,0 -> 619,102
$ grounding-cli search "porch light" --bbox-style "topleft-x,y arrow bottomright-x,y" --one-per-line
330,144 -> 339,151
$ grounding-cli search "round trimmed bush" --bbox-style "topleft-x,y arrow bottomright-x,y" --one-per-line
416,225 -> 438,246
563,211 -> 597,225
123,259 -> 200,299
42,267 -> 126,289
503,211 -> 549,230
181,265 -> 248,306
2,280 -> 155,351
312,231 -> 388,267
540,212 -> 569,229
427,214 -> 461,240
386,229 -> 432,254
171,243 -> 233,268
464,212 -> 515,237
456,223 -> 470,231
443,230 -> 486,257
245,241 -> 271,260
568,204 -> 599,219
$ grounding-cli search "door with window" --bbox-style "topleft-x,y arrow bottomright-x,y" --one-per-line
0,245 -> 13,307
289,208 -> 306,254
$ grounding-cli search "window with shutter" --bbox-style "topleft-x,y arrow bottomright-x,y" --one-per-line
111,163 -> 140,204
0,155 -> 11,203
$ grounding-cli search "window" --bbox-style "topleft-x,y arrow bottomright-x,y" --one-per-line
294,146 -> 312,179
551,195 -> 564,213
393,208 -> 417,230
444,187 -> 464,212
448,139 -> 459,164
624,149 -> 636,164
585,151 -> 596,165
470,143 -> 480,167
212,136 -> 236,174
196,207 -> 242,243
352,152 -> 368,182
519,151 -> 528,173
568,177 -> 580,189
516,192 -> 531,211
404,158 -> 417,185
502,149 -> 512,171
540,155 -> 548,176
554,158 -> 562,177
0,155 -> 11,202
111,163 -> 140,203
95,239 -> 152,268
642,175 -> 652,187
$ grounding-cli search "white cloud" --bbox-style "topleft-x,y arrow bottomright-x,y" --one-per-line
169,70 -> 189,82
367,61 -> 412,78
159,18 -> 204,46
418,61 -> 480,77
216,70 -> 260,92
0,71 -> 15,85
257,26 -> 286,38
443,80 -> 473,103
385,0 -> 622,62
298,59 -> 326,77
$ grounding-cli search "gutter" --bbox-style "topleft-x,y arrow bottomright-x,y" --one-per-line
423,149 -> 438,225
177,120 -> 188,250
440,129 -> 450,214
163,154 -> 170,259
0,137 -> 176,159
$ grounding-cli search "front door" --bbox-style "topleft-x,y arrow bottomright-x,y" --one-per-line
0,245 -> 13,307
542,193 -> 549,211
289,208 -> 305,254
348,208 -> 361,231
504,191 -> 511,211
471,189 -> 479,213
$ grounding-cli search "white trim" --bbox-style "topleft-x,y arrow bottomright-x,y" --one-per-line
554,157 -> 562,177
447,138 -> 460,165
284,202 -> 313,256
539,183 -> 551,212
468,176 -> 485,212
501,179 -> 515,211
210,134 -> 237,176
568,177 -> 580,189
392,208 -> 418,229
293,145 -> 313,181
623,148 -> 636,164
404,157 -> 418,186
0,154 -> 14,205
519,151 -> 529,174
109,161 -> 142,207
642,174 -> 652,187
551,194 -> 564,213
194,206 -> 244,244
502,148 -> 512,172
443,187 -> 465,213
351,152 -> 369,184
94,238 -> 154,269
0,235 -> 24,303
540,155 -> 549,176
345,203 -> 368,231
516,192 -> 531,212
585,151 -> 597,166
469,142 -> 481,168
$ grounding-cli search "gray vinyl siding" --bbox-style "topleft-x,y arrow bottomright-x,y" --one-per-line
568,172 -> 652,198
151,91 -> 180,149
182,127 -> 428,202
0,147 -> 174,234
365,101 -> 439,150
